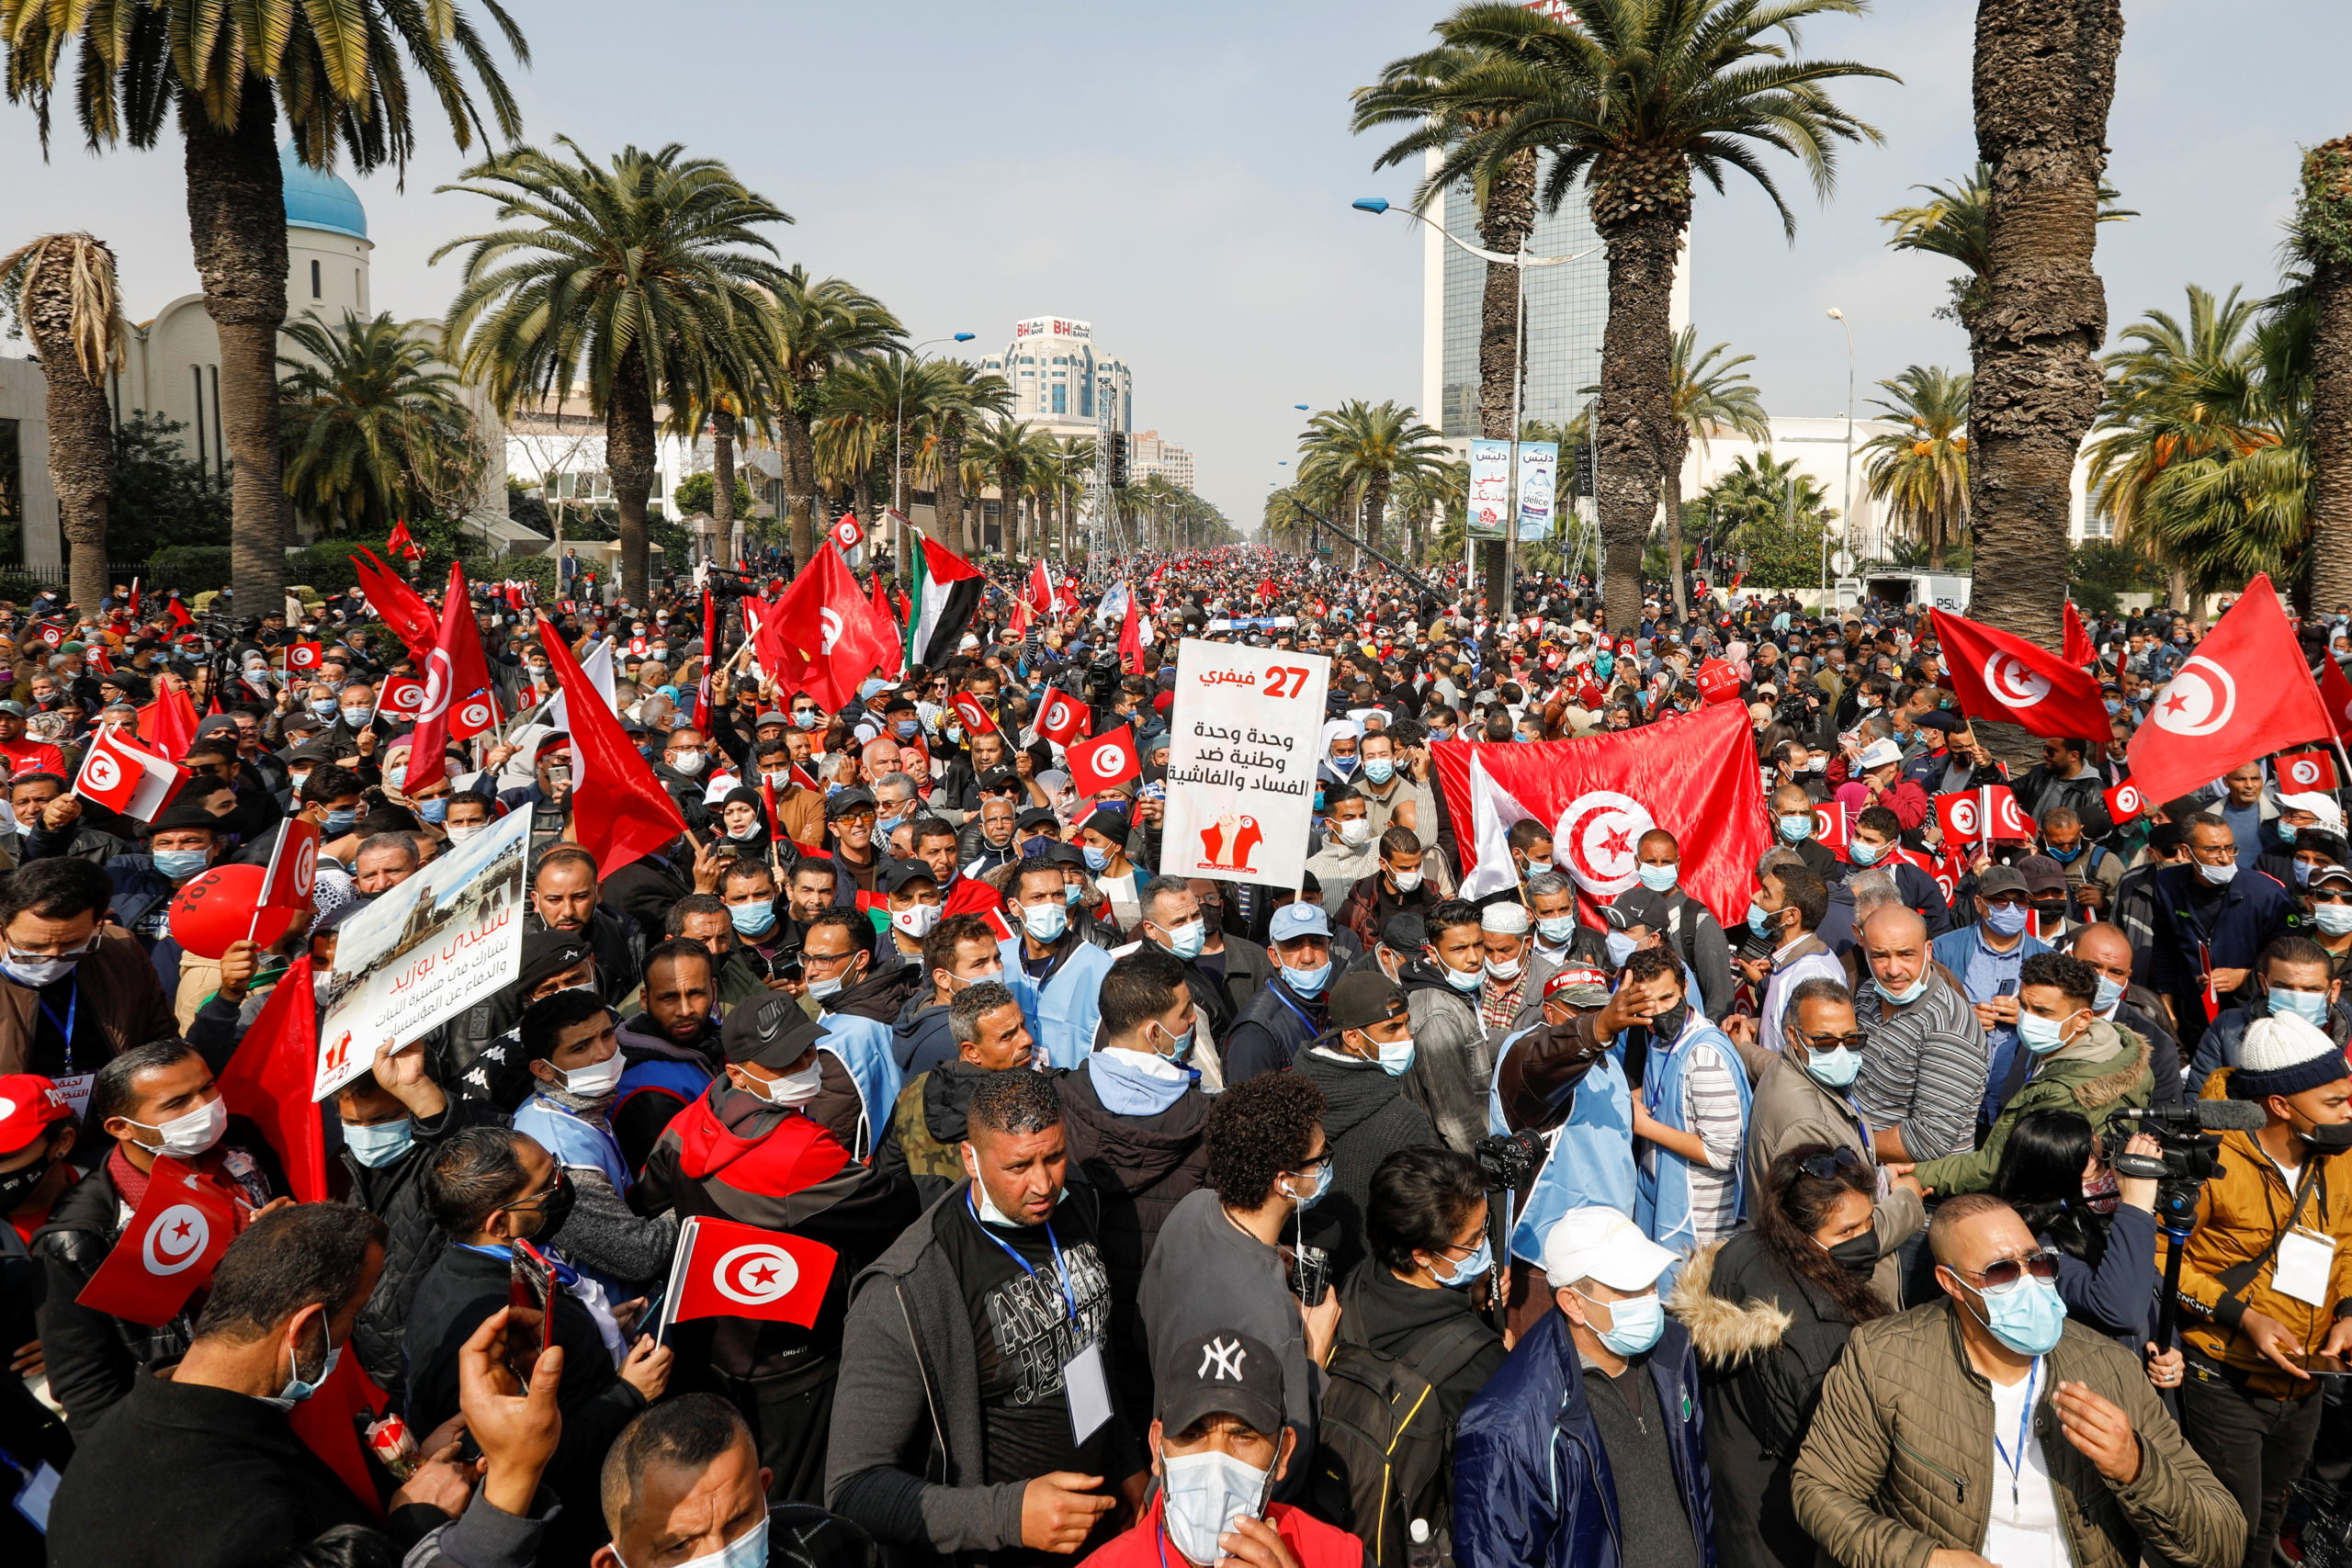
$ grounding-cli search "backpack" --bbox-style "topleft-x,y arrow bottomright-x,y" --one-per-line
1311,1313 -> 1493,1567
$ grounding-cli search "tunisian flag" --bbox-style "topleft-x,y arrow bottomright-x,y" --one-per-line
536,615 -> 686,874
753,547 -> 894,711
662,1215 -> 837,1330
139,680 -> 200,759
2127,575 -> 2335,806
405,562 -> 502,795
75,1157 -> 241,1325
2064,601 -> 2097,667
1930,609 -> 2111,740
1117,588 -> 1146,676
354,547 -> 439,663
216,957 -> 326,1201
2319,655 -> 2352,744
1430,700 -> 1768,927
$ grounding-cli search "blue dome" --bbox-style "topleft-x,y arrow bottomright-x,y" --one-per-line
279,143 -> 368,240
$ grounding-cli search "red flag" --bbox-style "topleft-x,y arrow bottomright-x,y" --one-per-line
666,1215 -> 839,1329
2105,781 -> 2147,823
353,548 -> 438,663
754,548 -> 893,711
376,675 -> 425,722
1929,609 -> 2111,739
406,563 -> 501,795
1117,589 -> 1145,676
535,615 -> 686,874
1810,801 -> 1849,856
2064,601 -> 2096,667
75,1157 -> 240,1325
1026,560 -> 1057,616
215,956 -> 326,1202
136,683 -> 200,761
951,691 -> 998,736
1935,789 -> 1985,844
1066,725 -> 1141,795
128,576 -> 141,618
2278,750 -> 2340,793
386,519 -> 424,562
89,642 -> 114,674
255,819 -> 322,927
164,592 -> 193,631
1694,659 -> 1742,706
75,726 -> 187,820
284,641 -> 322,673
2126,576 -> 2335,805
1429,702 -> 1769,928
2320,656 -> 2352,745
34,622 -> 62,649
866,571 -> 902,672
1036,687 -> 1091,747
1985,784 -> 2033,840
829,513 -> 864,553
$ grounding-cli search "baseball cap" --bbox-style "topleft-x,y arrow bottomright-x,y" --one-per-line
2015,854 -> 2067,897
1380,912 -> 1428,954
1541,1206 -> 1678,1292
1015,807 -> 1060,834
1269,902 -> 1331,943
826,786 -> 876,819
720,995 -> 824,1074
1327,970 -> 1406,1033
0,1074 -> 72,1155
881,857 -> 940,894
1606,887 -> 1671,932
1977,863 -> 2030,897
976,766 -> 1020,795
1158,1329 -> 1284,1438
2310,863 -> 2352,890
1544,966 -> 1613,1008
518,931 -> 594,992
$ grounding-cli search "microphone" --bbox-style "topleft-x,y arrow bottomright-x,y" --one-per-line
2113,1099 -> 2268,1133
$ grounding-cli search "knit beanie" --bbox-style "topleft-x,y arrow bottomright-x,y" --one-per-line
2227,1014 -> 2351,1100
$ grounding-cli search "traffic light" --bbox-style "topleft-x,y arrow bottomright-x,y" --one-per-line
1109,433 -> 1131,489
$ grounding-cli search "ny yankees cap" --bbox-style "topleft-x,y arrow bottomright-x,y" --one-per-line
1158,1328 -> 1284,1438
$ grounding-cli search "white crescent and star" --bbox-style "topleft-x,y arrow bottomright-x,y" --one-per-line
1982,652 -> 2052,709
142,1204 -> 210,1276
1555,790 -> 1655,897
712,1243 -> 798,1306
2152,655 -> 2238,738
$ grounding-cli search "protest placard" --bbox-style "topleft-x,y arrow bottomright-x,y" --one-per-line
1158,637 -> 1329,889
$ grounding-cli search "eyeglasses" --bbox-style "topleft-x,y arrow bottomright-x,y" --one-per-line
2312,889 -> 2352,904
1952,1249 -> 2061,1292
1981,893 -> 2028,908
1795,1030 -> 1866,1052
1794,1146 -> 1864,1181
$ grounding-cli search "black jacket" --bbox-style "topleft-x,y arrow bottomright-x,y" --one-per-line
1294,1048 -> 1439,1281
1335,1258 -> 1507,1436
1225,973 -> 1329,1082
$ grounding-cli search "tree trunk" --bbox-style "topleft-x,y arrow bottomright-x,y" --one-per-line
1001,465 -> 1023,559
606,351 -> 658,604
936,425 -> 967,554
779,391 -> 819,568
1663,434 -> 1690,623
183,83 -> 288,617
852,462 -> 876,541
1590,149 -> 1690,634
2301,139 -> 2352,614
21,241 -> 117,612
711,406 -> 737,568
1476,150 -> 1538,616
1967,0 -> 2121,664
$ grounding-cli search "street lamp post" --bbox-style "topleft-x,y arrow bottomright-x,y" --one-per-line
896,332 -> 977,563
1826,307 -> 1856,585
1353,198 -> 1599,623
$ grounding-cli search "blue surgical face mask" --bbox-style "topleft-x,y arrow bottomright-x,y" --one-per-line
729,901 -> 776,938
893,718 -> 919,740
1578,1288 -> 1666,1357
1374,1031 -> 1417,1077
1328,753 -> 1358,775
1442,963 -> 1480,993
2296,862 -> 2316,887
1636,862 -> 1679,893
2278,822 -> 2301,845
1161,919 -> 1206,962
1538,915 -> 1578,946
1023,901 -> 1069,942
1080,845 -> 1112,874
1778,814 -> 1815,843
1433,1235 -> 1493,1289
1160,1450 -> 1272,1568
323,808 -> 358,835
1802,1044 -> 1861,1089
1362,758 -> 1396,784
153,848 -> 210,881
342,1117 -> 413,1168
2270,986 -> 2333,1027
2094,974 -> 2124,1014
417,797 -> 449,824
1962,1272 -> 2068,1357
1285,960 -> 1333,998
2017,1007 -> 2078,1055
1849,837 -> 1885,866
1747,900 -> 1781,938
308,698 -> 339,720
1984,901 -> 2030,937
1881,969 -> 1929,1007
2043,841 -> 2082,863
1605,931 -> 1637,968
661,1514 -> 771,1568
1063,881 -> 1086,907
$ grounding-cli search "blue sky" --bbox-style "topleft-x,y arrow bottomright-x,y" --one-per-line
6,0 -> 2346,536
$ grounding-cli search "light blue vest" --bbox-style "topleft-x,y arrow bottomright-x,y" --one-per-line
1632,1014 -> 1754,1280
513,1095 -> 632,1196
815,1011 -> 902,1161
998,936 -> 1115,1070
1487,1026 -> 1637,1267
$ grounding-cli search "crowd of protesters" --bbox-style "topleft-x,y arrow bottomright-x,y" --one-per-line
0,546 -> 2343,1568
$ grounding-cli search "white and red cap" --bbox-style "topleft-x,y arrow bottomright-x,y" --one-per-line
0,1074 -> 73,1154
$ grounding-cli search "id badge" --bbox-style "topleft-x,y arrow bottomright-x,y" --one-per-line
2273,1227 -> 2337,1309
1064,1338 -> 1113,1446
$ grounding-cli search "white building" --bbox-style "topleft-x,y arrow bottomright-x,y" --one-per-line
1126,429 -> 1194,490
979,317 -> 1132,443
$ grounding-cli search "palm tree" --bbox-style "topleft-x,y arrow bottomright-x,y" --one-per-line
1964,3 -> 2125,659
1296,400 -> 1449,568
1860,365 -> 1971,570
967,417 -> 1040,558
772,269 -> 902,565
1659,328 -> 1770,616
1879,162 -> 2133,328
278,311 -> 480,537
1053,436 -> 1096,560
1393,456 -> 1471,566
0,233 -> 124,608
1405,0 -> 1893,631
2294,138 -> 2352,612
3,0 -> 527,613
1703,451 -> 1837,541
436,139 -> 794,603
925,363 -> 1013,556
1356,39 -> 1541,610
814,358 -> 893,528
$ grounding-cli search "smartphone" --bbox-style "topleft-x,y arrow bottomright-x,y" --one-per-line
507,1236 -> 554,1387
1292,1242 -> 1331,1308
2301,1351 -> 2352,1378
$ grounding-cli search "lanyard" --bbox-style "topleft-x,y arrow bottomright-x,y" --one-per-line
38,982 -> 76,1073
966,1189 -> 1077,1324
1989,1357 -> 2041,1508
1268,978 -> 1320,1032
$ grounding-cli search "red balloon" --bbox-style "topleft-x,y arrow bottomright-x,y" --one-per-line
167,863 -> 295,960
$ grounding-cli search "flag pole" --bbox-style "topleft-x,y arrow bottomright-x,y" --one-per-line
652,1216 -> 694,1348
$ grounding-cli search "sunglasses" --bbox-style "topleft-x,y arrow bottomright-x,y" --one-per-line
1796,1029 -> 1866,1053
1981,893 -> 2029,908
1952,1249 -> 2062,1292
2312,889 -> 2352,904
1795,1146 -> 1865,1181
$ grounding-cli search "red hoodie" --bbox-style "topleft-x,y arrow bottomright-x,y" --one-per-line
1080,1497 -> 1363,1568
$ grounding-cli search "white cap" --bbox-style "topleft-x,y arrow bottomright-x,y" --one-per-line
1856,738 -> 1904,772
1481,901 -> 1532,936
1540,1206 -> 1678,1292
2279,791 -> 2346,833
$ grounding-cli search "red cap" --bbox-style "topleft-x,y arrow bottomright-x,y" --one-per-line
0,1074 -> 73,1154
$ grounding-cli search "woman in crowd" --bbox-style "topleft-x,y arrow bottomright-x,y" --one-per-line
1988,1108 -> 2165,1352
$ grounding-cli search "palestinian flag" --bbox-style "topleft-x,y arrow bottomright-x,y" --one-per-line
903,536 -> 983,672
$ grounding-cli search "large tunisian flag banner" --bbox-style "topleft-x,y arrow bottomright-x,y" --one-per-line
1430,699 -> 1768,927
2126,574 -> 2333,805
1930,608 -> 2112,740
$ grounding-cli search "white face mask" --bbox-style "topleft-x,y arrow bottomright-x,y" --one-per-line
547,1051 -> 622,1100
1160,1448 -> 1272,1566
1388,865 -> 1423,892
130,1094 -> 229,1159
891,902 -> 943,940
670,750 -> 706,776
1337,818 -> 1373,847
747,1057 -> 824,1107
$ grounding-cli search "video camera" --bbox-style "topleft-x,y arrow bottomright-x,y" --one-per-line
1473,1130 -> 1544,1192
701,569 -> 767,600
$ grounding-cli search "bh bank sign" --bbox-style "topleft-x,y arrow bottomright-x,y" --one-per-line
1014,317 -> 1091,340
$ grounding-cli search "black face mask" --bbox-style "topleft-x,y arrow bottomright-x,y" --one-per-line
0,1147 -> 56,1211
1826,1233 -> 1879,1277
2298,1121 -> 2352,1156
529,1169 -> 577,1246
1647,1001 -> 1690,1043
